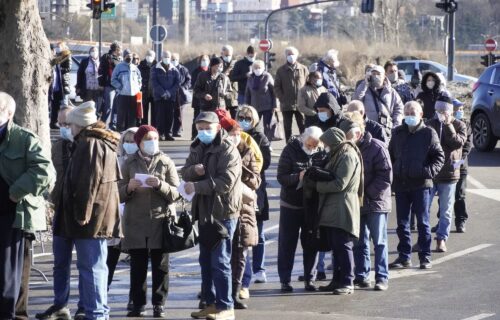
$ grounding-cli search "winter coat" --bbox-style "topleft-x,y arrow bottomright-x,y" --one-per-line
51,50 -> 72,95
353,80 -> 404,133
426,118 -> 467,183
245,72 -> 276,112
416,72 -> 452,120
191,67 -> 206,109
176,63 -> 192,106
277,136 -> 328,208
193,71 -> 232,111
459,119 -> 472,175
230,57 -> 253,95
297,84 -> 327,117
358,132 -> 392,214
316,60 -> 346,105
111,62 -> 142,96
76,57 -> 99,97
181,131 -> 243,223
138,59 -> 156,97
98,51 -> 121,87
51,138 -> 72,235
0,121 -> 55,232
389,120 -> 445,192
61,122 -> 121,239
151,62 -> 181,102
119,152 -> 181,250
241,131 -> 263,172
222,57 -> 238,108
393,82 -> 413,104
274,62 -> 309,112
312,92 -> 349,132
365,118 -> 388,145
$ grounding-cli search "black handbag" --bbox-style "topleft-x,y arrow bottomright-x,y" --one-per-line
198,215 -> 229,250
162,205 -> 198,254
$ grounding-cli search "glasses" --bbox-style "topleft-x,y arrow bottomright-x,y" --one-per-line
238,116 -> 252,122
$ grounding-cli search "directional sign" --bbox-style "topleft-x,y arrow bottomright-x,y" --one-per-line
259,39 -> 273,52
485,38 -> 497,52
150,25 -> 167,44
101,7 -> 116,20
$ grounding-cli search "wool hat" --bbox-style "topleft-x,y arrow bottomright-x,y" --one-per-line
195,111 -> 219,124
452,98 -> 464,108
338,119 -> 359,134
67,101 -> 98,127
210,57 -> 223,67
435,98 -> 453,113
134,125 -> 158,146
314,92 -> 341,116
320,127 -> 345,149
214,109 -> 239,131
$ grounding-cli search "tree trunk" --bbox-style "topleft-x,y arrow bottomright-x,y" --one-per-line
0,0 -> 52,148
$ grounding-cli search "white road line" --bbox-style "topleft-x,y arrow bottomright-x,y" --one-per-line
461,314 -> 496,320
466,189 -> 500,203
432,244 -> 493,266
467,175 -> 487,189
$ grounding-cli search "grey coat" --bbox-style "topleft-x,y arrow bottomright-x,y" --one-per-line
245,72 -> 276,112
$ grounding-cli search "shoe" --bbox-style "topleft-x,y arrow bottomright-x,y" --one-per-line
165,135 -> 175,141
435,239 -> 447,252
50,123 -> 60,130
206,309 -> 235,320
160,135 -> 166,141
280,282 -> 293,293
127,305 -> 146,317
326,263 -> 333,270
410,224 -> 416,231
239,287 -> 250,300
389,257 -> 412,269
374,279 -> 389,291
74,307 -> 85,320
333,286 -> 354,295
412,243 -> 421,253
173,133 -> 182,138
304,280 -> 317,292
316,271 -> 327,281
431,224 -> 438,233
456,222 -> 466,233
353,278 -> 371,289
232,283 -> 248,310
318,280 -> 338,292
153,305 -> 166,318
420,258 -> 433,269
254,271 -> 267,283
35,305 -> 71,320
190,304 -> 216,319
298,275 -> 305,282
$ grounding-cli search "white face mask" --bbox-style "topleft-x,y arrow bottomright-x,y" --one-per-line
142,140 -> 159,156
172,60 -> 179,67
253,68 -> 264,76
246,56 -> 255,63
59,127 -> 73,141
324,146 -> 331,153
123,142 -> 138,155
223,55 -> 232,63
146,55 -> 154,64
201,60 -> 209,68
55,47 -> 61,54
0,114 -> 9,127
302,146 -> 317,156
286,54 -> 297,64
437,113 -> 447,123
90,51 -> 98,59
230,134 -> 241,146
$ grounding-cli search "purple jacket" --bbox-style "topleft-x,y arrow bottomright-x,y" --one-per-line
358,132 -> 393,214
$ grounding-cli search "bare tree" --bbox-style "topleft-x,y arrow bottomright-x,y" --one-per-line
0,0 -> 52,148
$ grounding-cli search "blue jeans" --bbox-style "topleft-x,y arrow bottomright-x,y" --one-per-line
237,93 -> 245,105
53,236 -> 83,309
353,213 -> 389,281
241,220 -> 265,288
431,182 -> 457,241
317,252 -> 326,273
74,239 -> 109,320
395,188 -> 432,261
199,218 -> 237,310
101,86 -> 115,124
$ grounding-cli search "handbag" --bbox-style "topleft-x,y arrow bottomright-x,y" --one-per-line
162,204 -> 198,253
266,111 -> 284,142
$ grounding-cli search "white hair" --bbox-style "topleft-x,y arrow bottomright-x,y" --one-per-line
146,50 -> 155,58
252,60 -> 265,69
324,49 -> 339,61
302,126 -> 323,141
172,52 -> 180,60
161,50 -> 172,58
284,46 -> 299,56
222,44 -> 233,54
405,101 -> 423,114
0,92 -> 16,118
436,73 -> 447,88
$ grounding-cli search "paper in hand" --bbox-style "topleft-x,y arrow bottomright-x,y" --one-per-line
134,173 -> 153,188
178,181 -> 195,202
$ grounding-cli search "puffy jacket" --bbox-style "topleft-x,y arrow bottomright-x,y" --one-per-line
181,131 -> 243,223
312,92 -> 349,132
416,72 -> 451,120
316,60 -> 345,105
358,132 -> 392,214
151,62 -> 180,102
389,120 -> 445,191
274,62 -> 309,111
426,118 -> 467,183
245,72 -> 276,112
297,84 -> 327,117
176,63 -> 192,106
111,62 -> 142,96
365,118 -> 388,145
98,51 -> 121,87
277,136 -> 328,208
193,71 -> 232,111
230,57 -> 253,95
138,59 -> 156,97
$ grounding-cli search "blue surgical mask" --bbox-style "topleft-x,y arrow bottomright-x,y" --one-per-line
238,120 -> 253,131
405,115 -> 419,127
455,111 -> 464,120
198,129 -> 217,144
315,79 -> 323,87
142,140 -> 159,156
162,58 -> 171,65
59,127 -> 73,141
123,142 -> 138,155
318,111 -> 330,122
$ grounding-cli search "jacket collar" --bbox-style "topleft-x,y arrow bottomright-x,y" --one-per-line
0,120 -> 14,152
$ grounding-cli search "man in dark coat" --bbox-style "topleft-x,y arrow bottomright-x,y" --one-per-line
172,52 -> 192,137
313,92 -> 349,132
98,41 -> 122,125
230,46 -> 257,106
138,50 -> 156,126
347,100 -> 388,145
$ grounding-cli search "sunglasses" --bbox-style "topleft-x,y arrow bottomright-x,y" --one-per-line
238,116 -> 252,122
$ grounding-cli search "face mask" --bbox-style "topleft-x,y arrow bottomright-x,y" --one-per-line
123,142 -> 138,155
162,58 -> 171,65
230,134 -> 241,146
253,69 -> 264,76
223,55 -> 232,63
55,48 -> 61,54
324,146 -> 331,153
90,51 -> 98,59
125,57 -> 132,64
200,60 -> 209,68
333,60 -> 340,68
238,120 -> 253,131
302,146 -> 318,156
172,60 -> 179,67
145,55 -> 154,64
286,54 -> 297,64
198,129 -> 217,144
436,112 -> 447,123
59,127 -> 73,141
404,115 -> 419,127
315,79 -> 323,87
218,66 -> 224,74
370,75 -> 383,88
142,140 -> 159,156
387,73 -> 397,83
246,56 -> 255,63
318,111 -> 331,122
426,81 -> 435,90
455,111 -> 464,120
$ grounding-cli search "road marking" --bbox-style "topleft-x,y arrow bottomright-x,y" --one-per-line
467,175 -> 487,189
467,189 -> 500,202
432,243 -> 493,266
461,314 -> 496,320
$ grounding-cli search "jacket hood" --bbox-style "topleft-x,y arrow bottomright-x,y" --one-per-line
314,92 -> 341,116
81,121 -> 120,150
421,71 -> 441,93
118,127 -> 139,156
320,127 -> 345,149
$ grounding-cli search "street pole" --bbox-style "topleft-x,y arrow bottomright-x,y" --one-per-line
99,17 -> 102,57
447,9 -> 455,81
152,0 -> 160,59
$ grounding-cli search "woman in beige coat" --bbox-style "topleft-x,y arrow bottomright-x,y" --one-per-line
298,71 -> 327,127
119,125 -> 180,318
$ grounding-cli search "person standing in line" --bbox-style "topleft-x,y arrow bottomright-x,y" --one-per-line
138,50 -> 157,126
220,45 -> 239,119
298,71 -> 327,127
172,52 -> 192,137
231,46 -> 257,106
49,42 -> 72,129
190,55 -> 211,140
76,47 -> 101,106
98,41 -> 122,126
245,60 -> 276,133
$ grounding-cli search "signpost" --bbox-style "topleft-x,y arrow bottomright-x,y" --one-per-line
101,6 -> 116,20
485,38 -> 498,52
258,39 -> 273,52
150,25 -> 167,60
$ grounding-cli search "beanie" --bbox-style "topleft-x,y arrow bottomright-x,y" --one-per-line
67,101 -> 98,127
134,125 -> 158,146
220,117 -> 239,132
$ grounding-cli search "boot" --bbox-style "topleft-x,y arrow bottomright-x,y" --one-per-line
436,239 -> 447,252
232,283 -> 248,309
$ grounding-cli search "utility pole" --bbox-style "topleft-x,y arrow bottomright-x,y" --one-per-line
152,0 -> 160,58
179,0 -> 190,46
436,0 -> 458,81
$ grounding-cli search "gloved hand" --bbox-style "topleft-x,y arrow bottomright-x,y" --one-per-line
305,166 -> 335,182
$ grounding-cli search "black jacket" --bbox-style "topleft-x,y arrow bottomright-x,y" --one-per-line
191,67 -> 205,109
230,58 -> 253,95
98,52 -> 121,87
416,72 -> 447,120
389,120 -> 445,191
312,92 -> 349,131
459,119 -> 472,175
365,118 -> 388,145
138,59 -> 156,96
76,57 -> 100,97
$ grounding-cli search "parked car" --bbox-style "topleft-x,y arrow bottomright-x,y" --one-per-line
68,54 -> 87,103
471,63 -> 500,152
395,60 -> 478,84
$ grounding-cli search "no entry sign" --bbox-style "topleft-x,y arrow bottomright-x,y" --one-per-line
259,39 -> 273,52
485,38 -> 497,52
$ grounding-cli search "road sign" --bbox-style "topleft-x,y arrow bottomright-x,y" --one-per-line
150,25 -> 167,44
485,38 -> 497,52
259,39 -> 273,52
101,6 -> 116,20
125,1 -> 139,20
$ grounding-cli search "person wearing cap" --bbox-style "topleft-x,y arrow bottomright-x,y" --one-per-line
182,111 -> 242,320
389,101 -> 445,271
341,112 -> 392,292
346,100 -> 388,145
316,127 -> 363,295
384,60 -> 413,104
119,125 -> 180,318
425,97 -> 467,252
0,92 -> 55,320
312,91 -> 349,132
151,51 -> 181,141
61,101 -> 121,320
98,41 -> 122,124
298,71 -> 327,127
316,49 -> 347,106
138,50 -> 157,126
231,46 -> 257,107
353,64 -> 404,139
193,57 -> 232,112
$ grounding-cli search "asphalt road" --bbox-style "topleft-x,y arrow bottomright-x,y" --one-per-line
29,111 -> 500,320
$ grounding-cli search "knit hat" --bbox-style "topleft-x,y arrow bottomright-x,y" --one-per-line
134,125 -> 158,146
214,109 -> 239,131
210,57 -> 222,67
67,101 -> 98,127
320,127 -> 345,149
314,92 -> 341,116
435,98 -> 453,113
338,119 -> 359,134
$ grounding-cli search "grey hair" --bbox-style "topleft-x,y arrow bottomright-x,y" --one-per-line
347,100 -> 365,114
323,49 -> 339,61
172,52 -> 180,60
405,101 -> 423,113
238,105 -> 260,127
161,50 -> 172,58
146,50 -> 155,58
222,44 -> 233,54
302,126 -> 323,141
284,46 -> 299,56
252,60 -> 265,69
0,92 -> 16,118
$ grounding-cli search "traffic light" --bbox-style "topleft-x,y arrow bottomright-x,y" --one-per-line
480,54 -> 497,67
436,0 -> 458,14
87,0 -> 115,19
267,52 -> 276,70
360,0 -> 375,14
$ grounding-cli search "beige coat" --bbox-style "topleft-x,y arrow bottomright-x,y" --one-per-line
274,62 -> 309,112
297,84 -> 327,117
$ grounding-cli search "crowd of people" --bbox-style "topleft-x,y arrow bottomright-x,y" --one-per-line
0,41 -> 473,320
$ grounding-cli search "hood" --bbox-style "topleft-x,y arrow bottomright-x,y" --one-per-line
320,127 -> 345,149
314,92 -> 342,116
421,71 -> 441,93
80,121 -> 120,151
118,127 -> 139,157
